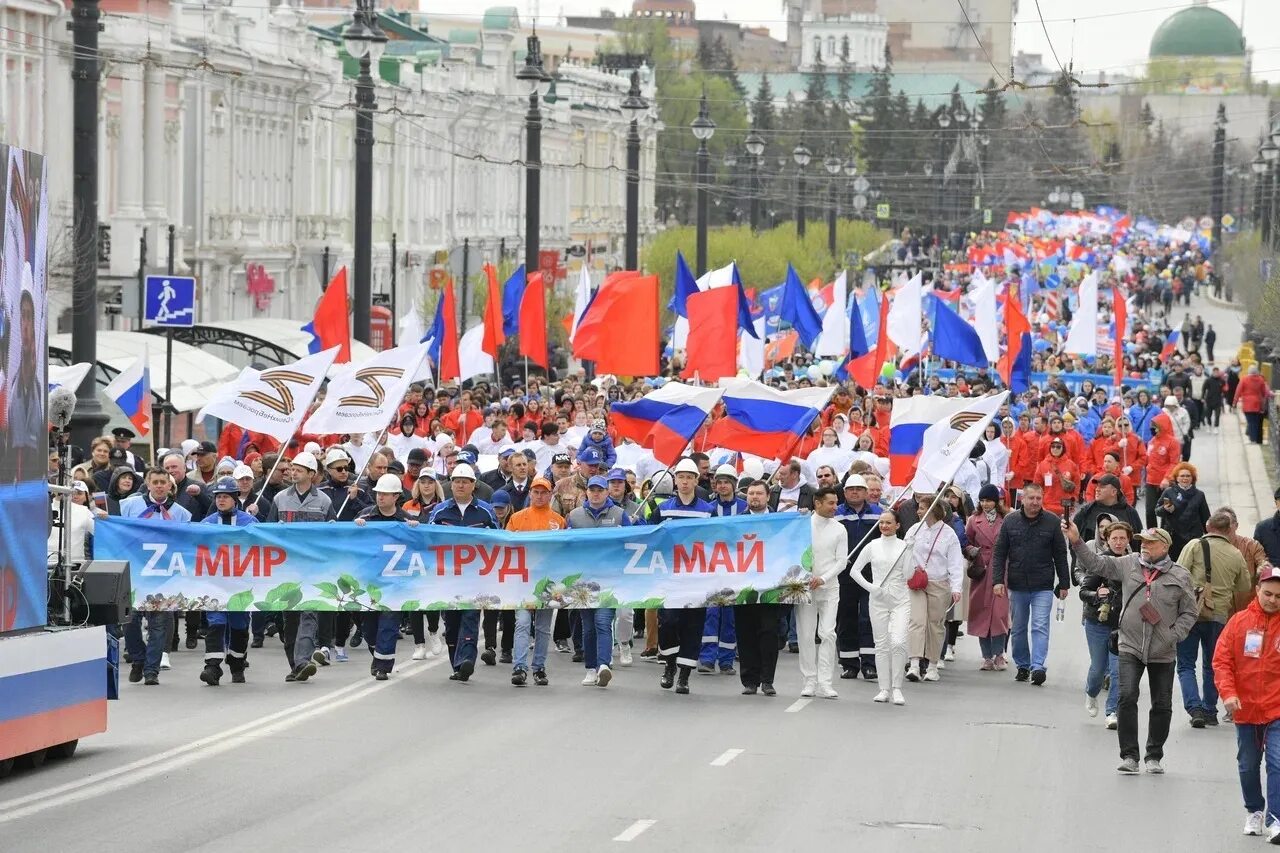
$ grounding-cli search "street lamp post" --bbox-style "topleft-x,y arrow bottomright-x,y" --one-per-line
934,109 -> 951,243
1261,140 -> 1279,247
793,136 -> 811,239
1211,104 -> 1227,255
745,131 -> 764,232
691,90 -> 715,276
515,31 -> 552,277
343,0 -> 387,346
622,69 -> 647,270
824,148 -> 841,258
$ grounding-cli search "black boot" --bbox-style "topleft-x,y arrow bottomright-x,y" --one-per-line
199,662 -> 222,686
660,661 -> 676,689
675,666 -> 691,695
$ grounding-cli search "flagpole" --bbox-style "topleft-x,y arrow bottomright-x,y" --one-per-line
336,424 -> 391,519
249,450 -> 288,515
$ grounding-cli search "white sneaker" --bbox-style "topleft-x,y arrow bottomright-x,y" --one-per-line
936,657 -> 946,670
160,652 -> 172,671
581,671 -> 598,686
1244,811 -> 1266,836
596,665 -> 612,687
619,645 -> 633,667
1085,695 -> 1099,718
334,647 -> 348,662
905,662 -> 921,682
872,690 -> 890,703
817,685 -> 839,699
1268,822 -> 1280,844
800,681 -> 816,697
411,644 -> 428,661
1105,713 -> 1118,730
891,689 -> 907,705
943,647 -> 956,662
923,667 -> 940,682
428,633 -> 444,657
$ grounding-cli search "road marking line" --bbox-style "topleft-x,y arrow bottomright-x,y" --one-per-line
710,748 -> 744,766
614,819 -> 657,842
0,658 -> 444,825
784,697 -> 813,713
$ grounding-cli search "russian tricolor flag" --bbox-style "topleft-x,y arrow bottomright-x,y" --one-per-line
1160,329 -> 1181,361
887,396 -> 969,486
705,378 -> 833,461
609,382 -> 724,466
103,348 -> 152,436
0,627 -> 108,761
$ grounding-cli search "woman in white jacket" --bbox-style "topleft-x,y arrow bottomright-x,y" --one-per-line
849,510 -> 912,705
903,499 -> 964,683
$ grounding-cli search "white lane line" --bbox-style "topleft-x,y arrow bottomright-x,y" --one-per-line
614,819 -> 658,842
0,658 -> 445,825
784,697 -> 813,713
710,748 -> 745,767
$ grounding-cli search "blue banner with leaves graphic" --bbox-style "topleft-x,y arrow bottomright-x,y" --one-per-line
95,514 -> 815,612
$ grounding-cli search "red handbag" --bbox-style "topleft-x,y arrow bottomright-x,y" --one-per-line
907,526 -> 945,591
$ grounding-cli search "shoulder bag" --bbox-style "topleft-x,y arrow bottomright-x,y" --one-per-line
1195,537 -> 1215,620
1109,579 -> 1149,655
908,525 -> 945,592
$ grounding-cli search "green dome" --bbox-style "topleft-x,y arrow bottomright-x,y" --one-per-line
1149,6 -> 1244,58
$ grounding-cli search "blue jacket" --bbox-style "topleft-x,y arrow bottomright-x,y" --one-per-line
119,494 -> 193,522
201,509 -> 259,527
577,433 -> 618,468
712,497 -> 748,517
1128,403 -> 1161,442
427,498 -> 499,528
646,495 -> 715,524
837,501 -> 882,582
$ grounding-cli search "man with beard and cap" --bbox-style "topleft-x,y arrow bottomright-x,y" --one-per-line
198,477 -> 258,687
481,447 -> 515,491
1072,474 -> 1143,545
836,473 -> 882,681
698,465 -> 746,675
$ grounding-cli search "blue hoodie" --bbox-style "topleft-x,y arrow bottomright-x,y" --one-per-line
577,430 -> 617,468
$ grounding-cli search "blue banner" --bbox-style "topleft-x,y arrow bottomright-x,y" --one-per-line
95,515 -> 815,612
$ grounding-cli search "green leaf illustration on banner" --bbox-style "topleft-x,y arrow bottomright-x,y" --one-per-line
533,578 -> 551,598
800,547 -> 813,571
640,597 -> 665,609
342,601 -> 364,611
426,601 -> 451,610
337,575 -> 354,594
736,587 -> 758,605
297,599 -> 338,611
400,600 -> 422,612
562,573 -> 582,588
227,590 -> 254,611
315,582 -> 340,599
759,589 -> 782,604
265,581 -> 302,604
599,592 -> 619,609
368,583 -> 383,605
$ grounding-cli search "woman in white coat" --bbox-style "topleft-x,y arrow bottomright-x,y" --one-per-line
849,509 -> 912,705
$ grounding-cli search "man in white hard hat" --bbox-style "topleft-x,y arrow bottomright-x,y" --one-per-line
699,464 -> 746,674
644,457 -> 716,695
353,473 -> 421,681
837,472 -> 882,681
271,451 -> 335,684
427,463 -> 500,683
320,446 -> 370,522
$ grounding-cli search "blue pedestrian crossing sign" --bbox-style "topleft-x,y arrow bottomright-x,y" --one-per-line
144,275 -> 196,327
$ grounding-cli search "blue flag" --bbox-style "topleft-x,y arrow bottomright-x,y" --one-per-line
669,251 -> 698,318
778,264 -> 823,349
728,263 -> 759,339
930,296 -> 988,369
501,264 -> 527,336
425,291 -> 445,364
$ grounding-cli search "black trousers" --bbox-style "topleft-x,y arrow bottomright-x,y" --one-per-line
170,611 -> 205,649
1180,436 -> 1192,462
335,613 -> 352,648
554,610 -> 582,650
482,610 -> 515,652
1118,653 -> 1175,762
657,608 -> 704,668
836,580 -> 875,671
1144,483 -> 1159,531
735,603 -> 780,688
409,611 -> 441,643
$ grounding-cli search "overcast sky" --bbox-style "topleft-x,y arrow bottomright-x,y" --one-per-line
501,0 -> 1279,81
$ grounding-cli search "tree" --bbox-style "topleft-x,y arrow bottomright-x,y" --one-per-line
751,73 -> 778,163
803,48 -> 828,129
860,50 -> 895,172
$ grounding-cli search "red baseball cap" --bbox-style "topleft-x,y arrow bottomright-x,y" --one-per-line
1259,564 -> 1280,584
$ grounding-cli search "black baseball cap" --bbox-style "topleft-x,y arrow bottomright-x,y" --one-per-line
194,440 -> 217,455
552,452 -> 572,466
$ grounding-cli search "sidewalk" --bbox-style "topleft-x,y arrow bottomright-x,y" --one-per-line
1202,406 -> 1275,531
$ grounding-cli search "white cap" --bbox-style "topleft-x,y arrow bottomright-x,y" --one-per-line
233,464 -> 254,480
673,458 -> 699,476
1164,395 -> 1179,407
713,464 -> 738,482
323,447 -> 350,468
843,473 -> 868,489
450,463 -> 476,481
304,441 -> 322,456
291,451 -> 318,472
180,439 -> 200,457
373,473 -> 403,494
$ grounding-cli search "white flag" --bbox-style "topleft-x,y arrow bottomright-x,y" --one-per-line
49,362 -> 93,392
815,270 -> 848,357
914,392 -> 1008,491
458,325 -> 494,382
737,316 -> 766,379
303,343 -> 428,434
886,272 -> 924,357
197,347 -> 339,443
570,264 -> 592,343
1063,271 -> 1099,357
969,272 -> 1000,364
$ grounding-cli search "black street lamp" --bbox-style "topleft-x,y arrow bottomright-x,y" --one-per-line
745,130 -> 765,232
691,90 -> 715,276
824,148 -> 841,258
793,137 -> 811,238
1261,139 -> 1278,247
343,0 -> 387,346
842,157 -> 857,220
934,108 -> 951,242
68,0 -> 109,446
1211,104 -> 1227,254
621,69 -> 647,270
515,30 -> 552,276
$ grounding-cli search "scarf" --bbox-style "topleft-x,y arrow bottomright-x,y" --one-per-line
984,510 -> 998,523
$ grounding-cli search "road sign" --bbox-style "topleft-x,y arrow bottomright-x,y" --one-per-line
1222,213 -> 1236,228
983,208 -> 993,225
143,275 -> 196,328
853,176 -> 870,193
852,194 -> 867,211
875,203 -> 891,220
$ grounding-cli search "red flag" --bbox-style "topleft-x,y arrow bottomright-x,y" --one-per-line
437,280 -> 460,382
518,272 -> 548,368
1112,287 -> 1127,388
848,293 -> 892,389
997,285 -> 1032,387
764,331 -> 798,368
480,263 -> 504,359
573,272 -> 659,376
681,287 -> 738,381
305,267 -> 352,362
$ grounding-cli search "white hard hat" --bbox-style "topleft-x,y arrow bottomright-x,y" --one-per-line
323,447 -> 350,468
304,441 -> 322,457
843,473 -> 868,489
450,463 -> 476,481
232,464 -> 254,480
291,451 -> 318,472
713,464 -> 738,481
373,473 -> 403,494
673,458 -> 700,476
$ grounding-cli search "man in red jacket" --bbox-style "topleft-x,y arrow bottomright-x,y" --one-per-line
1237,365 -> 1271,445
442,391 -> 485,446
216,424 -> 280,460
1214,564 -> 1280,840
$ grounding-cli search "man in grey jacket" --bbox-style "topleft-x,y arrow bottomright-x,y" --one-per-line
1068,523 -> 1198,775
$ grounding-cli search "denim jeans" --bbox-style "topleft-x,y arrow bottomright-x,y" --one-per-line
978,633 -> 1008,659
1008,589 -> 1054,671
125,611 -> 173,676
513,609 -> 552,672
1083,619 -> 1120,716
1177,620 -> 1225,716
583,608 -> 614,670
1237,721 -> 1280,821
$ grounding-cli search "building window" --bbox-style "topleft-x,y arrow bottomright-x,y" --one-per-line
827,36 -> 835,58
813,36 -> 821,60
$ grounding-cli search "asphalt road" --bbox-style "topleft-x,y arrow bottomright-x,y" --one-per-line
0,296 -> 1261,853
